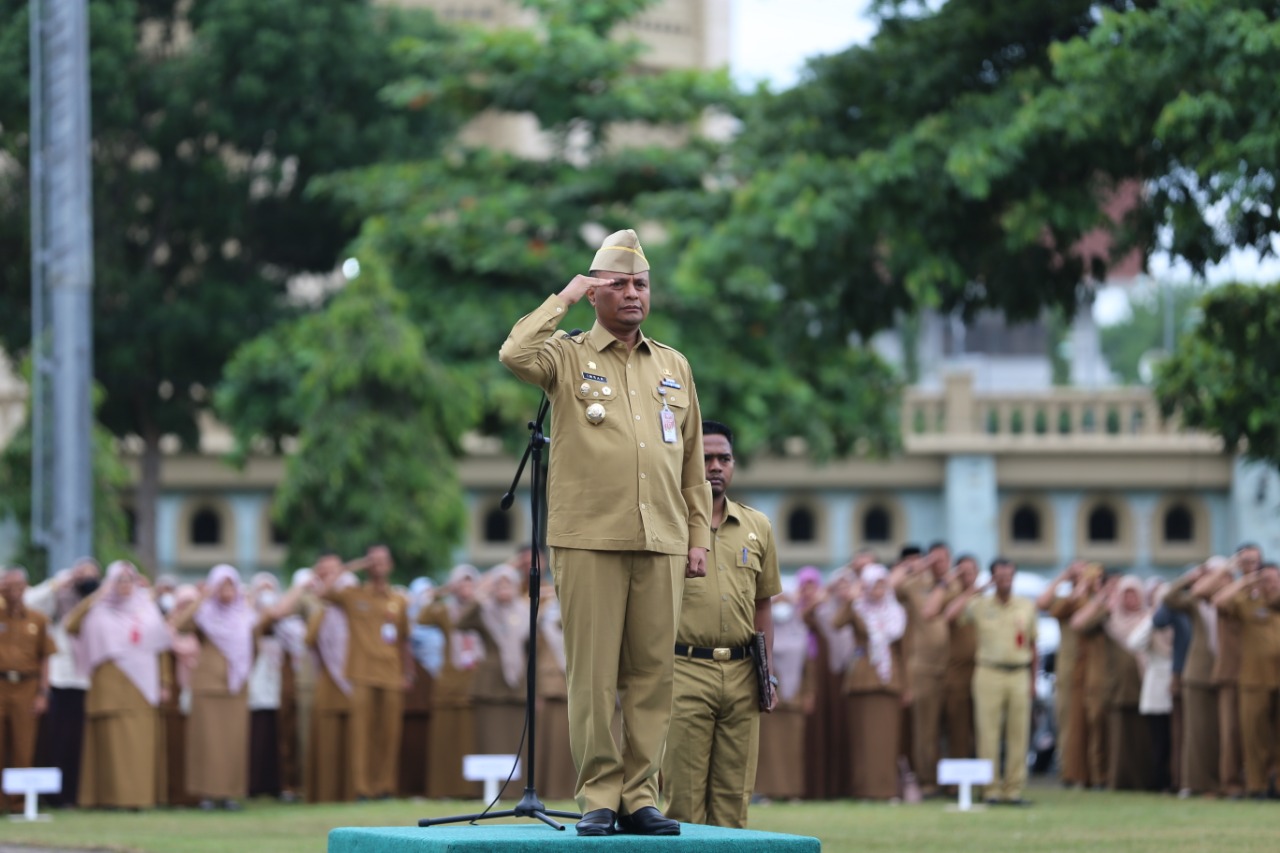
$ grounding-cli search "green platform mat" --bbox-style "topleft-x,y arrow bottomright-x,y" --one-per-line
329,822 -> 821,852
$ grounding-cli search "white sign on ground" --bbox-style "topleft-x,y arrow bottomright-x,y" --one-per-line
463,754 -> 521,804
3,767 -> 62,821
937,759 -> 993,812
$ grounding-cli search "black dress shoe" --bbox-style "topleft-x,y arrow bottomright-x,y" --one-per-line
617,806 -> 680,836
576,808 -> 617,836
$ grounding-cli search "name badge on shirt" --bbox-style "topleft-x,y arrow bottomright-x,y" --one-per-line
582,372 -> 608,383
381,622 -> 398,644
660,405 -> 678,443
741,547 -> 750,566
660,378 -> 682,389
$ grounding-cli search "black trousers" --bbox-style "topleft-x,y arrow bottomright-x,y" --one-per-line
34,687 -> 86,807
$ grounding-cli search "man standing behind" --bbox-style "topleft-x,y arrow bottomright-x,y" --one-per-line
0,569 -> 56,798
893,541 -> 951,797
320,545 -> 411,801
945,558 -> 1038,805
662,420 -> 780,827
500,228 -> 711,836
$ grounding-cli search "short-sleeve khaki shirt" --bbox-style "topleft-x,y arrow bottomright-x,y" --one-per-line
499,295 -> 712,555
962,594 -> 1038,667
1222,590 -> 1280,689
324,585 -> 409,689
677,498 -> 783,649
0,606 -> 56,674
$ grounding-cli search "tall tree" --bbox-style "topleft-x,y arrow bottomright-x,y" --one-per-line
219,245 -> 473,577
1155,282 -> 1280,470
0,0 -> 458,571
684,0 -> 1280,352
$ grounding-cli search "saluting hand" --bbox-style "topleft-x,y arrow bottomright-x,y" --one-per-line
558,274 -> 617,307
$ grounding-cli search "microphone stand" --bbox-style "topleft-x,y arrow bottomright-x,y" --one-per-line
419,396 -> 580,830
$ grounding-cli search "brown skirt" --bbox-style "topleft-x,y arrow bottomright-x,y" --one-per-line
848,692 -> 901,801
427,706 -> 481,799
756,705 -> 806,799
80,708 -> 163,809
186,691 -> 249,800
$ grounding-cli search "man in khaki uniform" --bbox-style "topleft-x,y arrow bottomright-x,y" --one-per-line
1211,562 -> 1280,799
500,229 -> 711,837
946,558 -> 1038,805
321,546 -> 411,800
893,542 -> 951,796
923,554 -> 979,762
662,420 -> 781,828
1,569 -> 56,795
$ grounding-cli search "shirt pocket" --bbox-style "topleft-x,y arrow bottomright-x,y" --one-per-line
650,386 -> 690,436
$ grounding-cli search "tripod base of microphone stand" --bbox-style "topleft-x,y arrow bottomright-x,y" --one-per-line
418,786 -> 581,830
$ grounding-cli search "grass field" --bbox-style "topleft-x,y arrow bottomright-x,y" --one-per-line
5,782 -> 1278,853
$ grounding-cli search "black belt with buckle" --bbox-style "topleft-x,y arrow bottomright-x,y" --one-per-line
3,671 -> 38,684
674,643 -> 751,662
979,661 -> 1031,672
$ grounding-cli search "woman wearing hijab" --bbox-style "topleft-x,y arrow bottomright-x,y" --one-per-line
1127,581 -> 1176,792
306,572 -> 358,803
398,577 -> 437,798
64,560 -> 173,809
246,572 -> 285,799
755,587 -> 812,801
274,567 -> 317,802
418,564 -> 483,799
163,584 -> 201,808
171,564 -> 269,810
1104,575 -> 1153,790
457,564 -> 527,771
802,566 -> 858,799
835,564 -> 907,801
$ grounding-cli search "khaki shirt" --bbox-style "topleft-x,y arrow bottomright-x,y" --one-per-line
677,498 -> 782,649
944,583 -> 978,687
499,295 -> 712,554
962,594 -> 1037,667
1047,596 -> 1082,689
897,572 -> 949,678
1221,590 -> 1280,689
0,605 -> 56,674
323,586 -> 409,689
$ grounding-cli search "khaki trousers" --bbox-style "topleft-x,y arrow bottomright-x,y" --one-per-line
551,547 -> 684,815
662,656 -> 758,827
944,681 -> 975,759
1217,683 -> 1244,796
1238,686 -> 1280,795
1180,683 -> 1219,794
1084,693 -> 1109,787
349,683 -> 403,799
0,679 -> 39,777
972,666 -> 1030,801
910,674 -> 945,790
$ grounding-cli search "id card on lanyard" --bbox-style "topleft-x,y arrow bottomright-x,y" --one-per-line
659,387 -> 678,443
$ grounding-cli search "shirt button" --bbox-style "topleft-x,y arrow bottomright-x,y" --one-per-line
635,415 -> 641,421
640,503 -> 647,510
639,442 -> 645,448
631,390 -> 636,396
556,306 -> 563,313
721,595 -> 728,601
640,473 -> 646,479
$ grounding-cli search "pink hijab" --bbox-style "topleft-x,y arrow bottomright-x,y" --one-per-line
853,564 -> 906,684
77,561 -> 172,706
314,572 -> 357,696
194,564 -> 256,694
1107,576 -> 1149,646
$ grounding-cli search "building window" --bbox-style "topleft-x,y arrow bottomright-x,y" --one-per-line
483,506 -> 512,543
1011,504 -> 1041,542
190,507 -> 223,546
270,522 -> 288,546
1163,504 -> 1194,543
787,505 -> 817,543
862,506 -> 891,544
1087,505 -> 1118,543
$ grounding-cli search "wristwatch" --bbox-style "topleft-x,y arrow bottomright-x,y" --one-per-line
768,675 -> 779,687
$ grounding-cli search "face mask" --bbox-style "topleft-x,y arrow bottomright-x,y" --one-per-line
158,592 -> 176,613
75,578 -> 100,598
773,602 -> 795,623
257,591 -> 280,610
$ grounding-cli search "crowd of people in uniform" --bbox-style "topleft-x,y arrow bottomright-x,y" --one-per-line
2,538 -> 1277,814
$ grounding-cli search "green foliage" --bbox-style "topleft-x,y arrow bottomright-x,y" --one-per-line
1155,282 -> 1280,469
219,246 -> 473,579
315,0 -> 902,460
0,370 -> 134,579
1099,281 -> 1204,385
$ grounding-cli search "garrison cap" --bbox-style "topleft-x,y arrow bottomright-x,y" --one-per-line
590,229 -> 649,274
